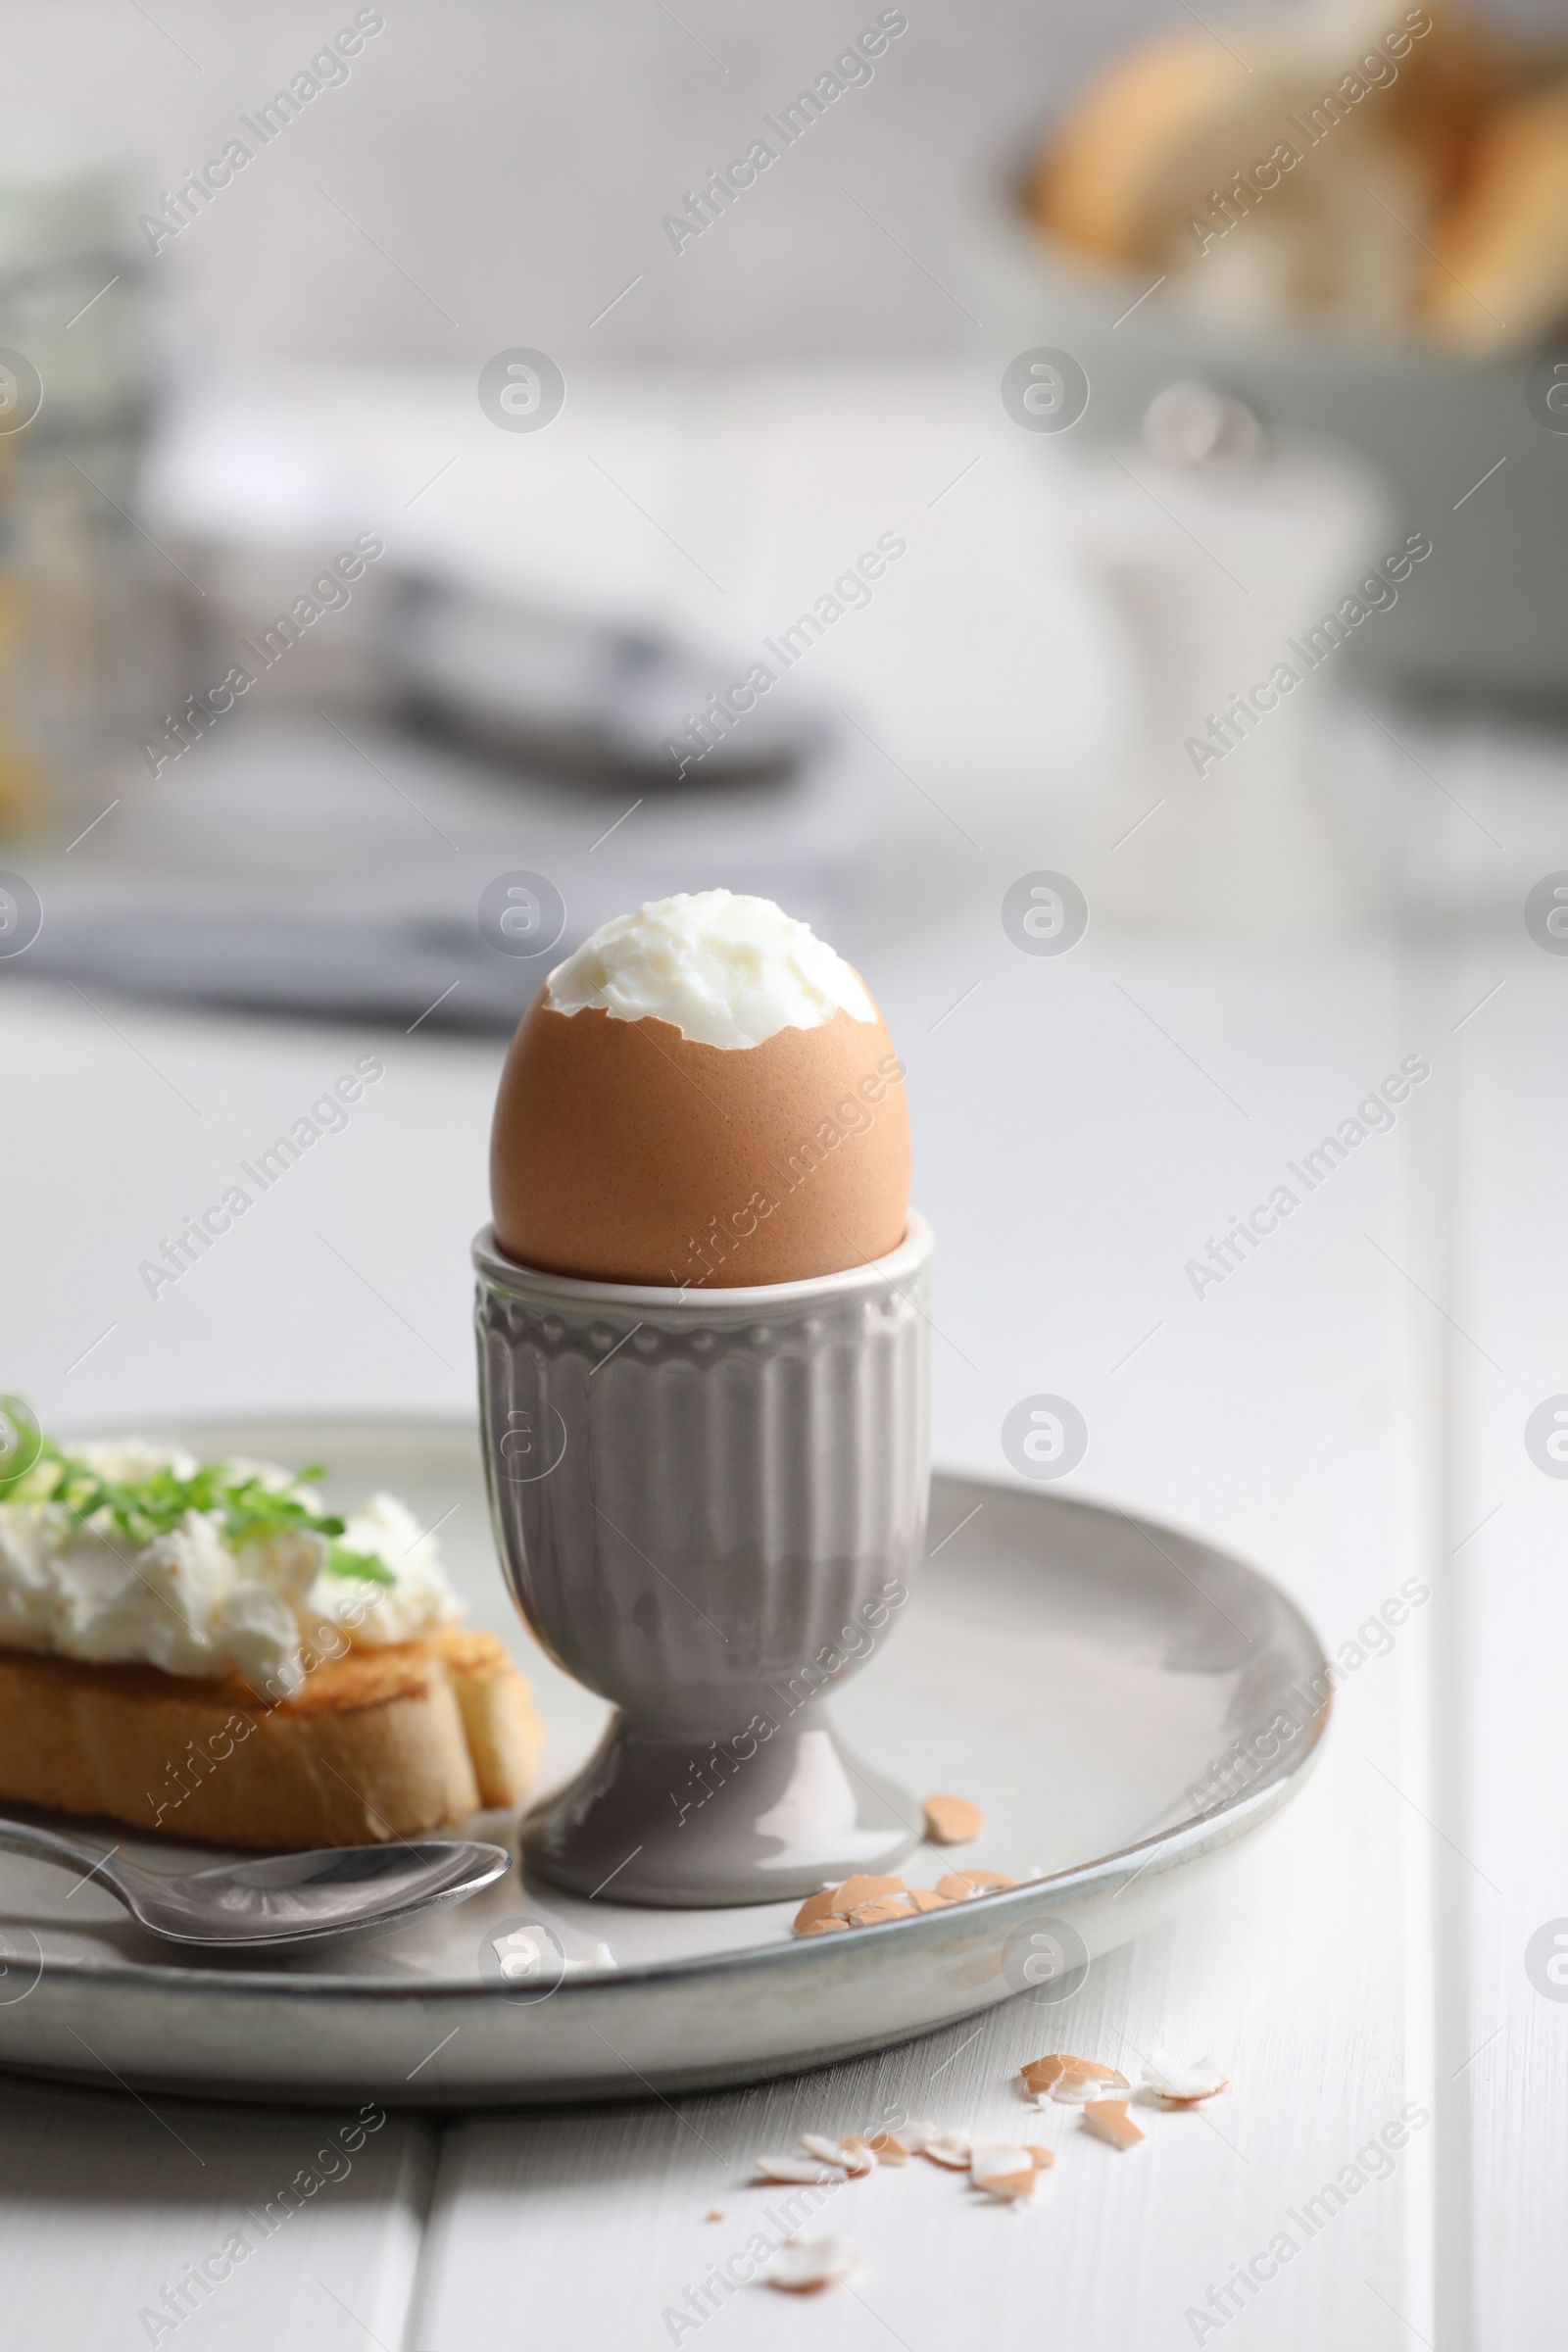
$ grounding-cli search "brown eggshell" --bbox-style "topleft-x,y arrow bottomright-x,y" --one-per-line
490,991 -> 910,1286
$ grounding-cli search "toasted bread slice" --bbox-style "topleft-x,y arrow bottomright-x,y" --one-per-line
0,1629 -> 543,1849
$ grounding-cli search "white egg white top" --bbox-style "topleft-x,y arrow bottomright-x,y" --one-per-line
546,889 -> 877,1050
0,1442 -> 462,1699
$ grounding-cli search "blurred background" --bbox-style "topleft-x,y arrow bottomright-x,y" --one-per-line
3,0 -> 1567,1482
6,19 -> 1567,2324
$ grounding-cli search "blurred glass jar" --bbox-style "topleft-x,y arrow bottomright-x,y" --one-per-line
0,151 -> 161,835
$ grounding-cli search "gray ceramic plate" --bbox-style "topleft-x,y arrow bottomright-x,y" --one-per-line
0,1418 -> 1328,2107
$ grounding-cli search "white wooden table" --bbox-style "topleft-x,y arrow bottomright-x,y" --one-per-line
1,369 -> 1558,2350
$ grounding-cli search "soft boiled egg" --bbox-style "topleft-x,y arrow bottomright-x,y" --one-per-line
489,891 -> 910,1287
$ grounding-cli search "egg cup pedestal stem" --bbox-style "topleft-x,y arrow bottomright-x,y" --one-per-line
517,1713 -> 916,1907
473,1216 -> 933,1909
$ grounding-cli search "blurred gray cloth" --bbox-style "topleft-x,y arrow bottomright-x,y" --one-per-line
11,708 -> 888,1032
16,910 -> 563,1034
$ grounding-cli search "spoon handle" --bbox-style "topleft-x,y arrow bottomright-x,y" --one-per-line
0,1816 -> 128,1893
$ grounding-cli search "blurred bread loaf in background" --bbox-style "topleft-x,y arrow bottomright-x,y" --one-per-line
1420,79 -> 1568,350
1032,0 -> 1568,354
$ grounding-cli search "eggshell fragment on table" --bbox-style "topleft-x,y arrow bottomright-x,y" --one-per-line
1020,2054 -> 1131,2105
1081,2100 -> 1146,2151
753,2155 -> 843,2184
970,2142 -> 1039,2200
764,2234 -> 859,2293
1140,2048 -> 1231,2105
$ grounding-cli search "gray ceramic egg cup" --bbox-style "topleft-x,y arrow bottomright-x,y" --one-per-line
473,1213 -> 933,1906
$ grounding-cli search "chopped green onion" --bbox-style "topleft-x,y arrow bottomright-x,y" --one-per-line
0,1404 -> 397,1588
326,1544 -> 395,1586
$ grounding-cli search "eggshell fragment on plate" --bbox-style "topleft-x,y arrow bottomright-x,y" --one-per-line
792,1890 -> 841,1934
923,1793 -> 985,1845
1020,2054 -> 1131,2105
831,1874 -> 907,1915
936,1869 -> 1015,1900
847,1897 -> 916,1927
922,2132 -> 974,2169
865,2132 -> 908,2165
794,1875 -> 957,1935
490,992 -> 909,1288
764,2234 -> 859,2293
1081,2100 -> 1146,2151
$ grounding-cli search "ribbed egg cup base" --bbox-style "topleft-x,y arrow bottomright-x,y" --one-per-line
474,1214 -> 934,1909
518,1709 -> 918,1908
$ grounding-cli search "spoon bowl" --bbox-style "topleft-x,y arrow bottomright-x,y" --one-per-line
0,1816 -> 511,1950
